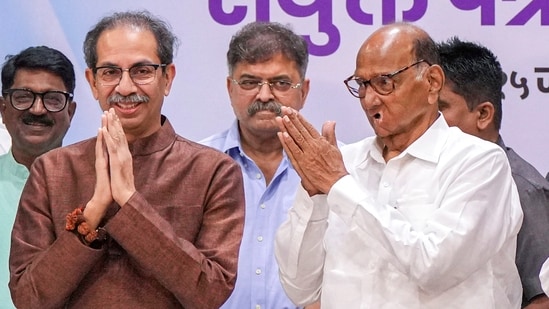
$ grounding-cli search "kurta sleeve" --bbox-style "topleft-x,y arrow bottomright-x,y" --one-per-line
9,156 -> 105,309
104,155 -> 245,309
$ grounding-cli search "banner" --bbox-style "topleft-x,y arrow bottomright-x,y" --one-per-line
1,0 -> 547,174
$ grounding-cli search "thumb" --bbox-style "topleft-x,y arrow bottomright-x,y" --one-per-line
321,121 -> 337,146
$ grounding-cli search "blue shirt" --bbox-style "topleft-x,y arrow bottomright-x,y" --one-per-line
200,121 -> 301,309
0,150 -> 28,309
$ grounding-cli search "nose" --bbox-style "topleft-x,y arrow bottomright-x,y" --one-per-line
115,70 -> 138,96
256,82 -> 274,102
360,85 -> 381,110
29,96 -> 48,115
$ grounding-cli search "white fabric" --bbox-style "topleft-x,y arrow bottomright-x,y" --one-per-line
0,117 -> 11,155
275,116 -> 523,309
540,258 -> 549,297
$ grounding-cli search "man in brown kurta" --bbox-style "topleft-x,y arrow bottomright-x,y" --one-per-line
9,10 -> 245,309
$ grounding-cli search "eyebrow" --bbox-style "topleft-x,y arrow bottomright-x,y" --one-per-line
237,73 -> 292,80
95,61 -> 159,67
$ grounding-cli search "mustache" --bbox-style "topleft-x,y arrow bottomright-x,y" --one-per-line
22,113 -> 54,126
247,100 -> 282,116
108,93 -> 150,104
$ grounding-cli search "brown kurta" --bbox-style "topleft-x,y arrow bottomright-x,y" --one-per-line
9,116 -> 245,309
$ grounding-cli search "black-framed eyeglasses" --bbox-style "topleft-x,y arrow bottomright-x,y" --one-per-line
344,59 -> 428,98
230,78 -> 302,92
2,88 -> 73,112
93,64 -> 167,86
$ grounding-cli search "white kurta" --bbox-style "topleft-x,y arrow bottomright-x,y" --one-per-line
276,116 -> 523,309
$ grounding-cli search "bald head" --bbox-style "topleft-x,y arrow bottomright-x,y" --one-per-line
348,23 -> 445,153
357,23 -> 440,74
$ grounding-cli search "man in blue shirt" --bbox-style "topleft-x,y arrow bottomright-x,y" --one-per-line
200,21 -> 318,309
0,46 -> 76,308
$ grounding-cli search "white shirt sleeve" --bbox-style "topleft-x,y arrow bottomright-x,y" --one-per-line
540,258 -> 549,296
274,185 -> 329,306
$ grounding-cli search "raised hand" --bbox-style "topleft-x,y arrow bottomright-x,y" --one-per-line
84,112 -> 114,229
101,108 -> 136,206
276,106 -> 348,195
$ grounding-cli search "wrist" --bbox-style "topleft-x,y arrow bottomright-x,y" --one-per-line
65,207 -> 108,248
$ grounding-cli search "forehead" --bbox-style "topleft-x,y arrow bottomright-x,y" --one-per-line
96,26 -> 159,65
232,53 -> 300,77
12,69 -> 67,91
355,28 -> 415,76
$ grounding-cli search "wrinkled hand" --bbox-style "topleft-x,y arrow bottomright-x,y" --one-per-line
101,108 -> 136,206
276,106 -> 348,195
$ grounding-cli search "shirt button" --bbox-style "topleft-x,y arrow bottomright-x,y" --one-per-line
255,305 -> 261,309
257,236 -> 263,242
255,268 -> 262,275
256,173 -> 262,179
260,204 -> 266,209
383,182 -> 389,188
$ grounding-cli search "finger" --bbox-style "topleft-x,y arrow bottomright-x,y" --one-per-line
282,107 -> 317,140
280,114 -> 307,148
322,121 -> 338,147
278,131 -> 303,157
103,112 -> 128,153
275,116 -> 288,134
95,127 -> 104,165
101,111 -> 108,128
107,109 -> 126,143
277,132 -> 317,192
293,109 -> 321,139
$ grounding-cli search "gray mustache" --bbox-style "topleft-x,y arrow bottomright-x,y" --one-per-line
108,93 -> 149,104
247,100 -> 282,116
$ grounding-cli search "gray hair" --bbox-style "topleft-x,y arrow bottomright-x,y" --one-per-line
83,10 -> 179,68
227,21 -> 309,78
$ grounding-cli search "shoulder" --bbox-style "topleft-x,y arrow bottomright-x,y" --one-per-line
34,137 -> 96,168
445,128 -> 506,163
340,136 -> 377,163
175,134 -> 235,164
505,147 -> 549,191
198,129 -> 231,151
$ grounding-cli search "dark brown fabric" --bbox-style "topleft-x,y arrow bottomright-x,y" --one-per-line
9,117 -> 245,309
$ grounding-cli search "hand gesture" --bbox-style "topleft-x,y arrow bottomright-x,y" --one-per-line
276,106 -> 348,195
84,109 -> 136,228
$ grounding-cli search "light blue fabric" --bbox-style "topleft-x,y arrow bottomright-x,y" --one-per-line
200,121 -> 301,309
0,150 -> 28,309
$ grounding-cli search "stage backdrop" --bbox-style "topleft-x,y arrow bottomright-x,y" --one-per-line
1,0 -> 548,174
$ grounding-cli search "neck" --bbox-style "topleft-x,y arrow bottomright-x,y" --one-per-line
239,127 -> 284,185
379,112 -> 438,162
11,147 -> 46,170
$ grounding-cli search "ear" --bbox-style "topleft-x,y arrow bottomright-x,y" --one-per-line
226,76 -> 233,93
297,78 -> 310,110
475,101 -> 495,131
0,97 -> 6,122
85,68 -> 100,100
426,64 -> 445,106
67,101 -> 77,121
163,63 -> 176,96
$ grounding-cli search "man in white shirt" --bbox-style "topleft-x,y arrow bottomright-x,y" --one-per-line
0,117 -> 10,154
274,23 -> 523,308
